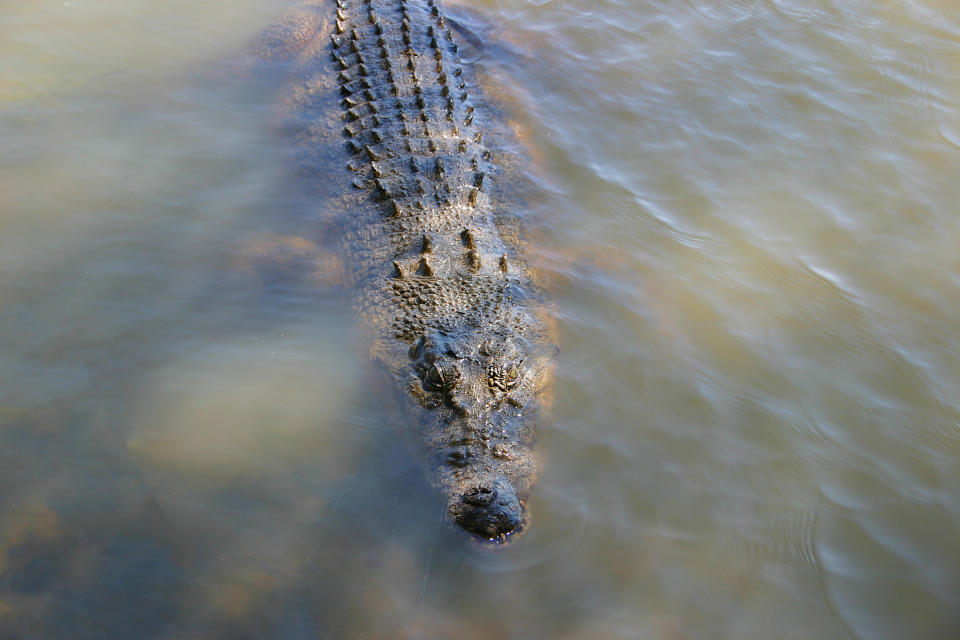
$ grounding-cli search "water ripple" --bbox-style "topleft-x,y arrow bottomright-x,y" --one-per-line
457,484 -> 592,573
679,0 -> 771,25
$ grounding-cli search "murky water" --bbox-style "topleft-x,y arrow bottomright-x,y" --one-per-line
2,0 -> 959,638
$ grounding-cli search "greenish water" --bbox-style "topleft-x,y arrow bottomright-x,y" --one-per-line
2,0 -> 959,638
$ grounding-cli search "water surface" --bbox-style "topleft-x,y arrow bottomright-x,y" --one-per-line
2,0 -> 959,638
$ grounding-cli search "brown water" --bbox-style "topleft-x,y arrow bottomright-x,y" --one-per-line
2,0 -> 959,638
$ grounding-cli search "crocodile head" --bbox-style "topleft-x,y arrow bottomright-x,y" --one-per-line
401,318 -> 555,543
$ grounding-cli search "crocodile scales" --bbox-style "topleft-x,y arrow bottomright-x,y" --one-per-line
263,0 -> 556,542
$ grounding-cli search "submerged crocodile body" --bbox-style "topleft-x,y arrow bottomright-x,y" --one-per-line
260,0 -> 555,542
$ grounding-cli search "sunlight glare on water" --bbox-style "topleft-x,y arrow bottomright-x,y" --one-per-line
2,0 -> 960,638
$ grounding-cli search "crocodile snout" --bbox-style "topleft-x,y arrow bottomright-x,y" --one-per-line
452,477 -> 524,540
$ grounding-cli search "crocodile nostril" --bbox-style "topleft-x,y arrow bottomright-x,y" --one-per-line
452,478 -> 524,540
462,486 -> 496,507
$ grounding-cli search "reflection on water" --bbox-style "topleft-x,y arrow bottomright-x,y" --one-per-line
2,0 -> 960,638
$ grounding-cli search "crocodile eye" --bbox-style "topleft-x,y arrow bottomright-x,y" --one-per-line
427,363 -> 445,388
426,362 -> 460,391
487,361 -> 522,391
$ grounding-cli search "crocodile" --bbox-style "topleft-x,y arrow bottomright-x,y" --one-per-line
255,0 -> 556,543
